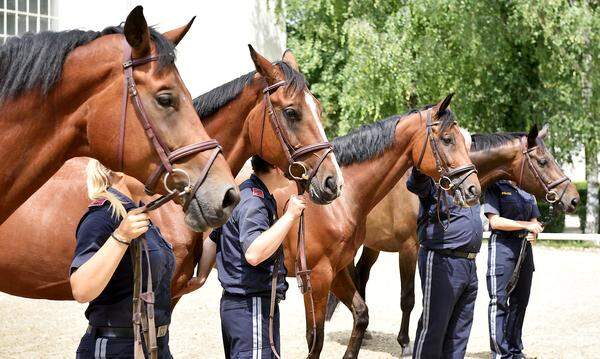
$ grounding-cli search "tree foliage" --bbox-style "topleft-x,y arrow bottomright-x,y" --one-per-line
281,0 -> 599,160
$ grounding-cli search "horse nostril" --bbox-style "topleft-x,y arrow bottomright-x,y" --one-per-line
324,176 -> 337,194
571,198 -> 579,207
222,188 -> 240,209
468,185 -> 479,197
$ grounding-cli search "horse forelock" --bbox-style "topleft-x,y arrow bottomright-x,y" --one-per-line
0,26 -> 175,104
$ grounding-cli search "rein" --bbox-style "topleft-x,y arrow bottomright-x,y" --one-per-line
116,39 -> 224,359
260,81 -> 328,359
415,109 -> 478,230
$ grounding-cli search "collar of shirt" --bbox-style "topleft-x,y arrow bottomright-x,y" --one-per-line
249,174 -> 274,200
107,187 -> 139,211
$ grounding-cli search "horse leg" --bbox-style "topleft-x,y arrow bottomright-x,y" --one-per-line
355,246 -> 380,301
397,235 -> 418,354
330,267 -> 369,359
305,268 -> 333,359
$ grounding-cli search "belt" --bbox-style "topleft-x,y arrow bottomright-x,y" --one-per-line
493,231 -> 528,239
87,325 -> 169,338
433,248 -> 478,260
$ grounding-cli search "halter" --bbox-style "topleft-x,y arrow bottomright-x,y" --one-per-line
117,39 -> 222,212
260,80 -> 333,191
415,109 -> 478,192
517,137 -> 570,204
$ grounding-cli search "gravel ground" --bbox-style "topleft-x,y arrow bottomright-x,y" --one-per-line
0,245 -> 598,358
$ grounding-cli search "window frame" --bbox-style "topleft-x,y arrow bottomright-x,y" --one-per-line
1,0 -> 58,44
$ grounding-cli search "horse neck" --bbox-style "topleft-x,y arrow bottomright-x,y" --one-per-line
0,42 -> 118,223
201,79 -> 263,176
470,137 -> 523,188
342,117 -> 421,218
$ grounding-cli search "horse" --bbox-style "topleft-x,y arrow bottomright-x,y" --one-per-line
271,95 -> 481,358
334,124 -> 581,353
0,46 -> 342,307
0,6 -> 237,231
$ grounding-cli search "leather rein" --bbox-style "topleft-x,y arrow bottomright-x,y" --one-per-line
415,109 -> 478,230
261,81 -> 331,359
117,39 -> 223,359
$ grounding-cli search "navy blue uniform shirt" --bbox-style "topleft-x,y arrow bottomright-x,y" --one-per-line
483,180 -> 541,238
70,188 -> 175,327
210,174 -> 289,299
407,168 -> 483,252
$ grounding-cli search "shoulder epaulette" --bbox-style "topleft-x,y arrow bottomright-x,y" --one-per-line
89,198 -> 108,207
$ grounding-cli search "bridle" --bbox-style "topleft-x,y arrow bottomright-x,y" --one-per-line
517,137 -> 570,205
117,39 -> 222,212
261,80 -> 332,359
117,39 -> 224,359
415,109 -> 478,193
260,80 -> 333,192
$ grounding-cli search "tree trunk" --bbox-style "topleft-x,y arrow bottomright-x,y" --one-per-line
585,145 -> 599,235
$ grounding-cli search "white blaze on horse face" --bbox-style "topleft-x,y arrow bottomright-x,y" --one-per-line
304,91 -> 344,189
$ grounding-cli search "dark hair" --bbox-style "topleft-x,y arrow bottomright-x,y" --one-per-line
251,155 -> 275,174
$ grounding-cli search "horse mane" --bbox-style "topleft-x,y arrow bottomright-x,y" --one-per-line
333,105 -> 456,167
470,132 -> 526,152
193,61 -> 308,120
0,26 -> 175,104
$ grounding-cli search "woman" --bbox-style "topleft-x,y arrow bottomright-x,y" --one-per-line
484,180 -> 544,359
70,159 -> 175,358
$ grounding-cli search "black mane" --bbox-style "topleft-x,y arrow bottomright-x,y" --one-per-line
470,132 -> 526,152
333,105 -> 456,167
0,26 -> 175,104
193,61 -> 308,119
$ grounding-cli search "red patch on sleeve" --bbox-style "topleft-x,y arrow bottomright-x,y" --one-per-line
252,188 -> 264,198
89,198 -> 107,207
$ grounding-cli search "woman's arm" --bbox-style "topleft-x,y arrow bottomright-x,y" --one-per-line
196,237 -> 217,286
70,208 -> 149,303
487,214 -> 543,234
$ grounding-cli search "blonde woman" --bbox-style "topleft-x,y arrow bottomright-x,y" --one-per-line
70,159 -> 175,358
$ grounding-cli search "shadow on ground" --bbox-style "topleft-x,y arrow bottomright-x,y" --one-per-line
327,330 -> 406,357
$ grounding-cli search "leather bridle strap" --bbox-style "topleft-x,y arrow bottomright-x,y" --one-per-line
517,137 -> 570,204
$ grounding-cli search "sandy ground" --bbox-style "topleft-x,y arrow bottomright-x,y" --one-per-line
1,245 -> 598,358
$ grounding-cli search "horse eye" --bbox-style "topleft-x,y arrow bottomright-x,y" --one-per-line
442,135 -> 453,145
283,108 -> 299,121
538,158 -> 547,166
156,94 -> 174,108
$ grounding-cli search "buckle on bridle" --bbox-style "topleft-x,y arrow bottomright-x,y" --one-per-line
163,168 -> 192,195
545,191 -> 558,203
123,60 -> 133,69
438,176 -> 453,191
289,161 -> 309,181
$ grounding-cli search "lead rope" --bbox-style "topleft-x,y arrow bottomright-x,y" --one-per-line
269,184 -> 318,359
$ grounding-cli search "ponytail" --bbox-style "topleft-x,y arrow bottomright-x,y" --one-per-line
85,159 -> 127,219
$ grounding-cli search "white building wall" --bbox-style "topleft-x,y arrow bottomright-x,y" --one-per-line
56,0 -> 286,97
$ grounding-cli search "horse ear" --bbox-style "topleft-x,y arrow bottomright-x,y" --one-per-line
248,44 -> 277,84
162,16 -> 195,47
124,6 -> 151,58
282,49 -> 300,71
436,93 -> 454,117
527,124 -> 539,148
538,123 -> 549,140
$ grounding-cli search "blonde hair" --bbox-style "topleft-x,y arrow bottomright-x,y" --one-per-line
86,159 -> 127,218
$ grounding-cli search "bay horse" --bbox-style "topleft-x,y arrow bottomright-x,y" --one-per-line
272,95 -> 481,358
335,124 -> 580,353
0,6 -> 237,231
0,46 -> 342,305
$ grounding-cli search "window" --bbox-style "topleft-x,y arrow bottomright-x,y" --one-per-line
0,0 -> 57,44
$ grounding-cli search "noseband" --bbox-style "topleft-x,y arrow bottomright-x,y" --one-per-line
260,80 -> 333,192
415,109 -> 477,192
517,138 -> 570,204
117,39 -> 222,211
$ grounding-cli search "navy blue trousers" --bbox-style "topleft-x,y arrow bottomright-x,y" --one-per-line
413,248 -> 478,359
220,295 -> 280,358
487,235 -> 534,359
75,329 -> 171,358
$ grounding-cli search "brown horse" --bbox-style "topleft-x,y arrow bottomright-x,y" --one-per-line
271,96 -> 481,358
0,6 -> 237,230
0,46 -> 342,304
340,124 -> 580,353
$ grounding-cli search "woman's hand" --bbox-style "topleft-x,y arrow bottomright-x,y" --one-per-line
113,208 -> 149,243
524,221 -> 543,234
526,232 -> 537,244
285,195 -> 306,220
